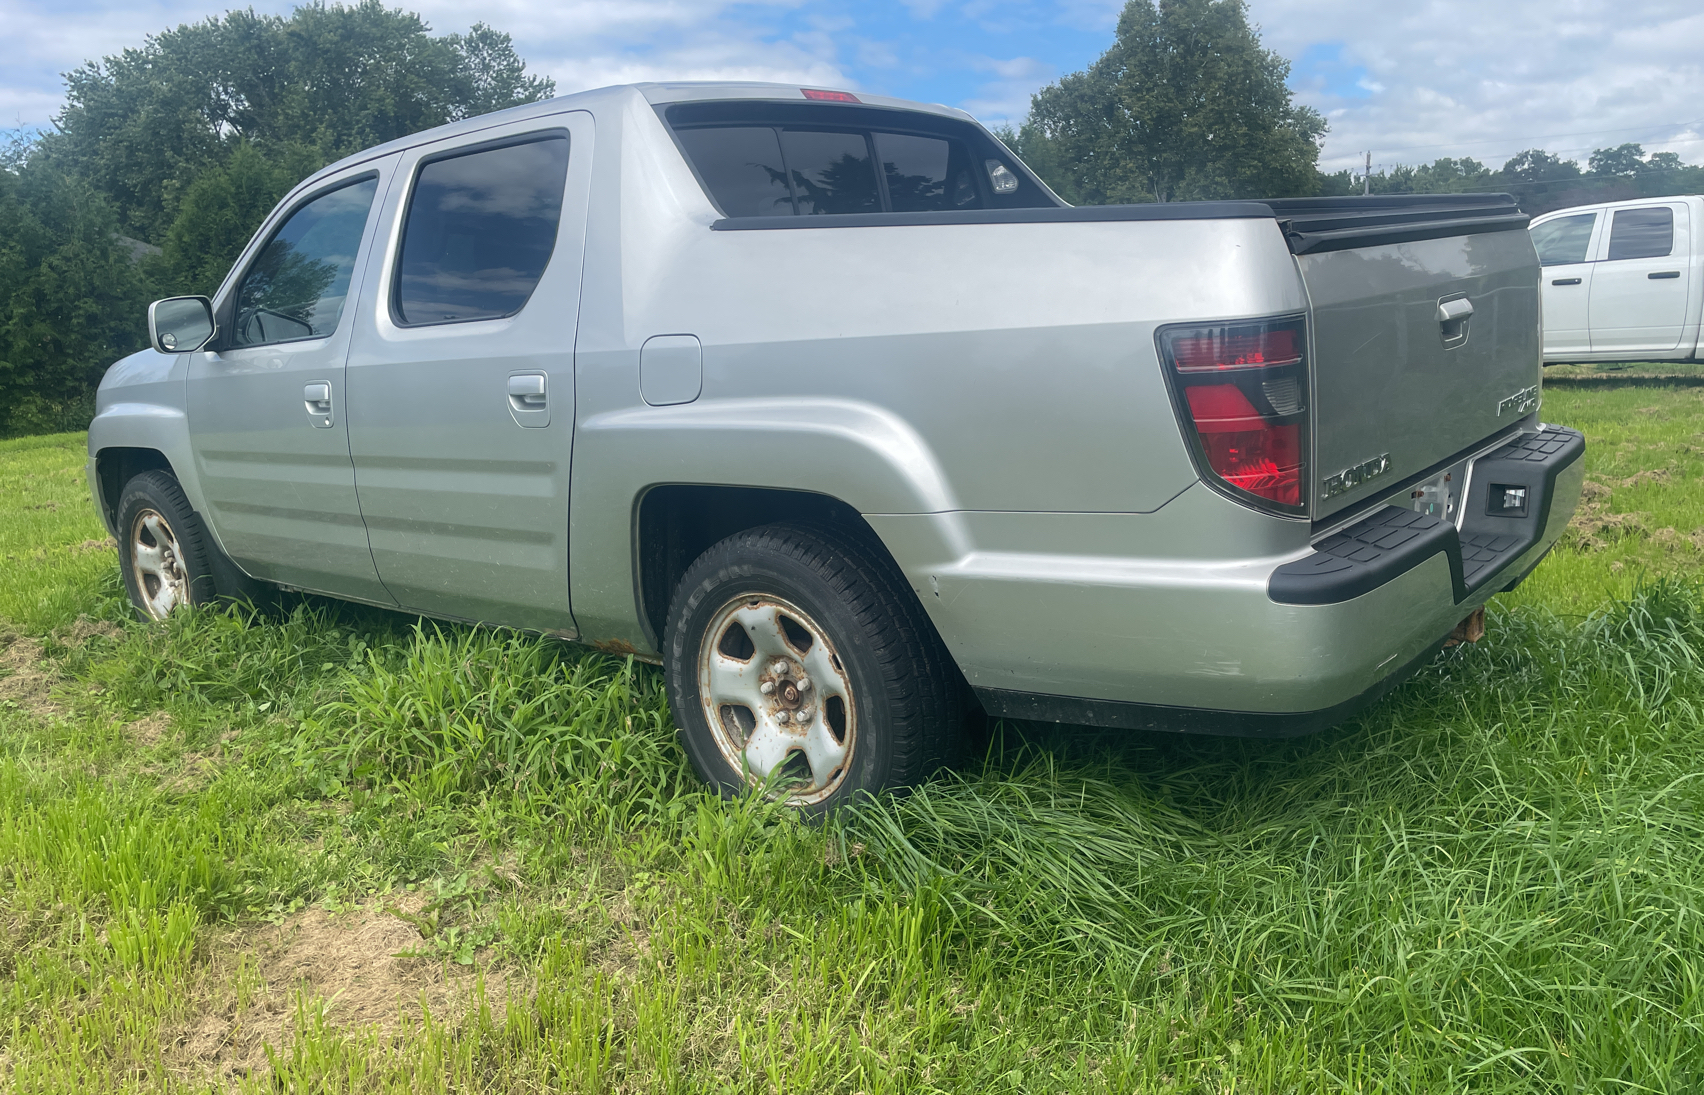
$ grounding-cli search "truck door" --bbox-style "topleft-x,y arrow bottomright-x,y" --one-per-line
1531,208 -> 1600,356
186,159 -> 399,603
1588,202 -> 1692,356
344,112 -> 592,631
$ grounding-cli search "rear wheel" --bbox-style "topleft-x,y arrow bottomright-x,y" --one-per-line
116,471 -> 217,621
664,523 -> 961,812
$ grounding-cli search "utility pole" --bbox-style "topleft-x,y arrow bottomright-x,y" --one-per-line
1363,151 -> 1371,197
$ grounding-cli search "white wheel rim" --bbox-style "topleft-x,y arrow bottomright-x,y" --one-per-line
697,593 -> 856,805
129,508 -> 189,620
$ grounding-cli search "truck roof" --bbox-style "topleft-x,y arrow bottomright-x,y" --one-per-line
312,82 -> 971,182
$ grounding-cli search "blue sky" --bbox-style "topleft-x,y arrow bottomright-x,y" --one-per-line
3,0 -> 1702,174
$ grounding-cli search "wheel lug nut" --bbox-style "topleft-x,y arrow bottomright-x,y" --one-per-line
759,681 -> 776,695
771,660 -> 790,676
796,677 -> 811,692
797,705 -> 814,722
775,711 -> 789,724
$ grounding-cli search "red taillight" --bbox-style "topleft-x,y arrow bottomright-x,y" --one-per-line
1160,318 -> 1308,515
1171,326 -> 1302,371
801,89 -> 860,103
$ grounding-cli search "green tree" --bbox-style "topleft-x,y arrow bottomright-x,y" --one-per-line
0,163 -> 155,436
159,142 -> 321,297
1021,0 -> 1326,203
42,1 -> 554,243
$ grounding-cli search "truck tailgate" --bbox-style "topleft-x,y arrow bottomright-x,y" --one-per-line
1270,195 -> 1540,521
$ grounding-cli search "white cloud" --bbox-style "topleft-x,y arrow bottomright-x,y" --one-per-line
1252,0 -> 1704,172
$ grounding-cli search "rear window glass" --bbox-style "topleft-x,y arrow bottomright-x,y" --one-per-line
1530,212 -> 1596,266
779,130 -> 881,215
1607,206 -> 1674,261
395,135 -> 569,326
666,101 -> 1055,217
875,131 -> 978,212
672,127 -> 791,217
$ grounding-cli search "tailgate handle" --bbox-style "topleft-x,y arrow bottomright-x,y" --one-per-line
1437,297 -> 1473,348
1437,298 -> 1474,323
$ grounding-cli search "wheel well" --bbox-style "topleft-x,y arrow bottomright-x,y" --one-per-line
94,448 -> 175,530
635,485 -> 883,646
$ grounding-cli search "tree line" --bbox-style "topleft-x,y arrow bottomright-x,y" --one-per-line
2,0 -> 1698,437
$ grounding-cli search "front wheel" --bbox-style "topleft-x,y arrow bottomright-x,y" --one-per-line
116,471 -> 217,620
664,523 -> 961,812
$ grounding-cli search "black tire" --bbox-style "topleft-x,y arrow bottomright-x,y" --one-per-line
116,471 -> 219,621
663,522 -> 962,813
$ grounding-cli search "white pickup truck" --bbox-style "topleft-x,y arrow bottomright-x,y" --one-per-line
1531,195 -> 1704,362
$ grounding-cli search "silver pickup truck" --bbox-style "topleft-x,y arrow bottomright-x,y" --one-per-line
91,82 -> 1584,809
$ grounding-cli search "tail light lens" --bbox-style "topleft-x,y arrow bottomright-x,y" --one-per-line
1158,317 -> 1308,516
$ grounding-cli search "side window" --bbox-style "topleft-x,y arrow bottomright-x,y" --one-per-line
674,127 -> 792,217
1606,207 -> 1675,261
874,132 -> 979,212
1530,212 -> 1597,266
778,130 -> 881,215
395,135 -> 570,326
232,177 -> 378,347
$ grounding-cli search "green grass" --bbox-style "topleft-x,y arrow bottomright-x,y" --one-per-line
3,386 -> 1704,1091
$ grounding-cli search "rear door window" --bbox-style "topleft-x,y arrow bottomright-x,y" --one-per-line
778,130 -> 881,215
394,135 -> 570,326
1530,212 -> 1597,266
1606,206 -> 1674,261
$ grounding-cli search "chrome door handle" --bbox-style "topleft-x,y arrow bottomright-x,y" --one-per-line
303,382 -> 333,428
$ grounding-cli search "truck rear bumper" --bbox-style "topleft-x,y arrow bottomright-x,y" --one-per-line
874,426 -> 1584,736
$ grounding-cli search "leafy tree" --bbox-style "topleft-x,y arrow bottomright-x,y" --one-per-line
1587,143 -> 1648,178
1021,0 -> 1326,203
0,164 -> 154,436
42,1 -> 554,243
1501,149 -> 1582,185
159,141 -> 321,297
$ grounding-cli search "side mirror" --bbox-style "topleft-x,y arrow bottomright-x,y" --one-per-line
148,296 -> 216,354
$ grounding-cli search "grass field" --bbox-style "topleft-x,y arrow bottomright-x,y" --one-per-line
4,368 -> 1704,1092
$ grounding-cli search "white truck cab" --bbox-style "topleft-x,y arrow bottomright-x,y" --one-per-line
1531,194 -> 1704,363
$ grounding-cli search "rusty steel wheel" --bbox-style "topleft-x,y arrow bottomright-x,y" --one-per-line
664,522 -> 962,813
128,507 -> 191,619
116,470 -> 216,621
698,593 -> 857,805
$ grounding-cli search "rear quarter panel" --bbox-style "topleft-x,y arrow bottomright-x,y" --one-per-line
568,98 -> 1310,647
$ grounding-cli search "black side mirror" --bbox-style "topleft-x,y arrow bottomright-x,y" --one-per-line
148,296 -> 217,353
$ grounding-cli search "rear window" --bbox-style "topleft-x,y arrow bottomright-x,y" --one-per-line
665,101 -> 1055,218
1531,212 -> 1596,266
1606,206 -> 1674,261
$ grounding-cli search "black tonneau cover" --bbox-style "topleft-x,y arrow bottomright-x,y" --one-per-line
1265,194 -> 1530,255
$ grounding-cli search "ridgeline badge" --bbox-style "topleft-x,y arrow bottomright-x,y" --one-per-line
1322,453 -> 1392,499
1497,384 -> 1540,417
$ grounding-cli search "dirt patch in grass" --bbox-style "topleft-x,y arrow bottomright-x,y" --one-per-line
0,630 -> 62,718
128,711 -> 172,748
168,897 -> 510,1090
55,616 -> 123,645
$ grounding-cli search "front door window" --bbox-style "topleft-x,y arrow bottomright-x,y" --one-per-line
232,178 -> 378,347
